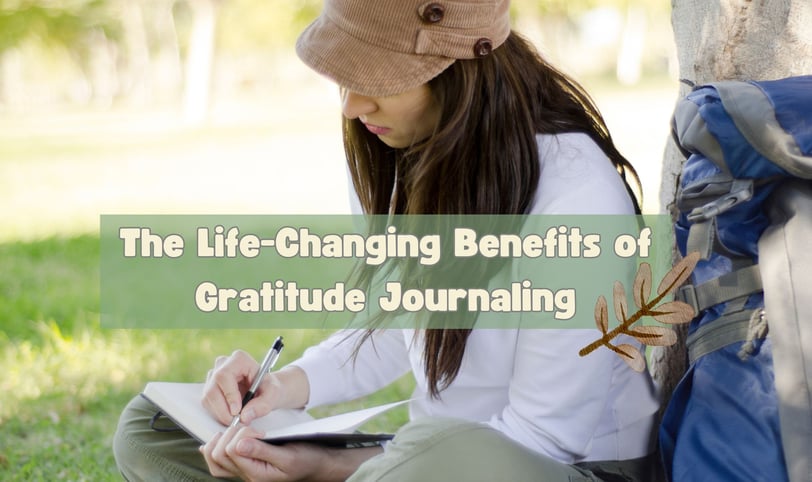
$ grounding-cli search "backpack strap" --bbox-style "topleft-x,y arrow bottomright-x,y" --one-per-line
685,309 -> 759,364
675,264 -> 762,314
759,179 -> 812,482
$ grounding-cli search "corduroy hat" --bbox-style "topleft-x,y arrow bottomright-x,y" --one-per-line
296,0 -> 511,97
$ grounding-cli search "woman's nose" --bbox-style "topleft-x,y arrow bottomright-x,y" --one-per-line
342,90 -> 377,119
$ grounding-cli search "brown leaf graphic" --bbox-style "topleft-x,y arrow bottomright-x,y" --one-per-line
595,295 -> 608,334
651,301 -> 696,324
580,254 -> 701,363
656,251 -> 700,296
611,343 -> 646,372
632,262 -> 652,309
627,325 -> 677,346
613,281 -> 628,323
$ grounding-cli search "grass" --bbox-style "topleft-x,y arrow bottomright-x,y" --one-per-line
0,235 -> 413,481
0,236 -> 99,341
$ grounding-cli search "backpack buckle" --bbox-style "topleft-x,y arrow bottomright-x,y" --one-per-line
687,179 -> 754,223
676,284 -> 699,314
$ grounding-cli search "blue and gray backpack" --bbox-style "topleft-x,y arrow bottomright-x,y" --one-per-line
661,76 -> 812,482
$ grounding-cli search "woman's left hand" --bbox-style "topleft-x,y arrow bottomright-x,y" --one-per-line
200,425 -> 382,482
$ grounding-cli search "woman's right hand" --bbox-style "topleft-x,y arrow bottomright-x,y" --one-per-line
201,350 -> 310,425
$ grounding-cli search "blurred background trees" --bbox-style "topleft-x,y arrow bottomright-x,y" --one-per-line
0,0 -> 675,124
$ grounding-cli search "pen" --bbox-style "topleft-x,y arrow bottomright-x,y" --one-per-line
229,336 -> 284,428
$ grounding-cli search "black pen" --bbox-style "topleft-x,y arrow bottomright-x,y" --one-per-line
229,336 -> 284,427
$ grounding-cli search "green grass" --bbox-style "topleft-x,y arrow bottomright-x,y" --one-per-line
0,235 -> 413,481
0,235 -> 99,340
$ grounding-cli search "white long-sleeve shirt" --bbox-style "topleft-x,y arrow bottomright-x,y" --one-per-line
291,132 -> 660,463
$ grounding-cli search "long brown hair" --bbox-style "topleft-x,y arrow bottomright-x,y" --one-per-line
345,32 -> 641,397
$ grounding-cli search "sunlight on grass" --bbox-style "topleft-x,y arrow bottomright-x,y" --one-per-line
0,320 -> 345,425
0,321 -> 168,423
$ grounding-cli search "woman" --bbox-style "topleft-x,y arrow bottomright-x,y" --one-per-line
113,0 -> 660,480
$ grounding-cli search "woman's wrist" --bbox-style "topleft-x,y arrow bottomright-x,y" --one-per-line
271,365 -> 311,409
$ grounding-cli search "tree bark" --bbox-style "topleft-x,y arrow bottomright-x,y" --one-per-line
652,0 -> 812,409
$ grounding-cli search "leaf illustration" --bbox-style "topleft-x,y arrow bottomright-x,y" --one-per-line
651,301 -> 696,324
613,281 -> 628,323
609,343 -> 646,372
594,295 -> 608,334
579,254 -> 701,362
627,325 -> 677,346
632,262 -> 652,309
656,251 -> 700,296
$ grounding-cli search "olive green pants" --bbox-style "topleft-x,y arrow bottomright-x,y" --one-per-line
113,395 -> 656,481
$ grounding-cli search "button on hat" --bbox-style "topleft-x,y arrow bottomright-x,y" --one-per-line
422,3 -> 446,23
296,0 -> 511,97
474,38 -> 493,57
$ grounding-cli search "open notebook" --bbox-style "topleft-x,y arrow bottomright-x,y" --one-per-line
142,382 -> 407,446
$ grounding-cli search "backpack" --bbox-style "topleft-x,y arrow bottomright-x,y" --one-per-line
660,76 -> 812,482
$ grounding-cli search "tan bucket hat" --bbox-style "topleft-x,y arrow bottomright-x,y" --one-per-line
296,0 -> 511,97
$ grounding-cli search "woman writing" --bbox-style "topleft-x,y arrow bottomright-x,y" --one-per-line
114,0 -> 659,480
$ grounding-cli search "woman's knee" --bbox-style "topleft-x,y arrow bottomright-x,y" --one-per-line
350,417 -> 587,481
112,395 -> 160,478
112,395 -> 213,482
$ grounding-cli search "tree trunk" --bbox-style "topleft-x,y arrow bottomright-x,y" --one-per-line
152,0 -> 184,103
0,48 -> 25,109
615,5 -> 646,86
120,1 -> 152,105
182,0 -> 220,125
652,0 -> 812,410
